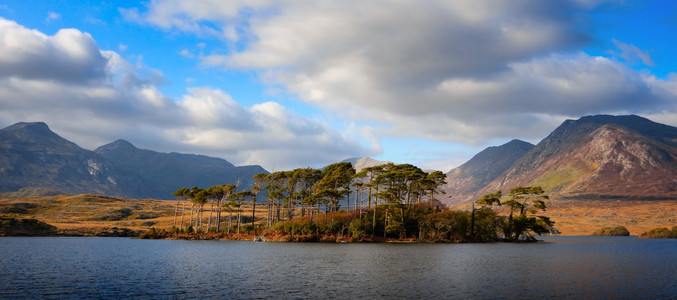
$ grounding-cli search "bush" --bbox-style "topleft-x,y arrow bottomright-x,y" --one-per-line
348,218 -> 368,240
0,203 -> 37,214
136,212 -> 159,220
592,226 -> 630,236
639,226 -> 677,238
95,208 -> 133,221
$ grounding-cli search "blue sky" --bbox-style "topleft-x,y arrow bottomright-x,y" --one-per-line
1,1 -> 676,172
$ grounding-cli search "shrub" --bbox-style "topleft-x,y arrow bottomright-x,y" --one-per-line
592,226 -> 630,236
348,218 -> 368,240
0,203 -> 37,214
639,226 -> 677,238
136,212 -> 159,220
95,208 -> 133,221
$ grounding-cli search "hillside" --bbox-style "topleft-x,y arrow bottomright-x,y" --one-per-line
0,122 -> 155,198
0,122 -> 268,199
95,140 -> 267,198
443,139 -> 534,204
447,115 -> 677,204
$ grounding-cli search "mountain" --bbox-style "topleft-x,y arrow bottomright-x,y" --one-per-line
0,122 -> 154,198
340,157 -> 391,172
0,122 -> 268,199
445,115 -> 677,204
443,139 -> 534,204
95,139 -> 267,197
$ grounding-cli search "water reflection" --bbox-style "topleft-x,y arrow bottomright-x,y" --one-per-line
0,237 -> 674,298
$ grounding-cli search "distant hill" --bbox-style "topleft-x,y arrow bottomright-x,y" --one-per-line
444,115 -> 677,204
0,122 -> 269,199
443,139 -> 534,203
0,122 -> 154,198
95,139 -> 267,197
340,157 -> 391,172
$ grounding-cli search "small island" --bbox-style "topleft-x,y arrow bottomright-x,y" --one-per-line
1,163 -> 556,242
592,226 -> 630,236
638,226 -> 677,238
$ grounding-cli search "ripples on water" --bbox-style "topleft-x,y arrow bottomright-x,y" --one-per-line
0,236 -> 675,299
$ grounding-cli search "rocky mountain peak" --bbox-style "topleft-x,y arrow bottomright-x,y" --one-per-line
1,122 -> 58,140
341,157 -> 391,172
95,139 -> 138,154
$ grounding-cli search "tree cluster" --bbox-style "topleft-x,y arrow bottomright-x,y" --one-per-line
170,162 -> 448,235
169,161 -> 553,242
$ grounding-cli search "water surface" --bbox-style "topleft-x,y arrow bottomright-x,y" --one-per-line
0,236 -> 674,299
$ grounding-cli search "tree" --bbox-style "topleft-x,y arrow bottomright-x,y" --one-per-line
422,171 -> 447,206
186,186 -> 199,232
250,173 -> 268,228
210,184 -> 236,232
172,187 -> 189,230
192,188 -> 207,232
266,171 -> 289,224
233,190 -> 253,233
477,186 -> 554,241
476,191 -> 502,207
203,187 -> 219,231
314,162 -> 356,212
355,165 -> 386,209
294,168 -> 321,216
222,199 -> 238,234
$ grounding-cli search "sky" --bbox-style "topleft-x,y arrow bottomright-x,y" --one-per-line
1,0 -> 676,172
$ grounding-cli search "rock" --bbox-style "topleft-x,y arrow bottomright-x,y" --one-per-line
0,217 -> 58,236
592,226 -> 630,236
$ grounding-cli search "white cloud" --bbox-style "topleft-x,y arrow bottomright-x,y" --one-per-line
46,12 -> 60,22
0,18 -> 108,82
131,0 -> 677,147
179,48 -> 194,58
0,17 -> 372,170
610,39 -> 655,67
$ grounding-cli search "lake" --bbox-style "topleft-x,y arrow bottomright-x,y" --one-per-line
0,236 -> 674,299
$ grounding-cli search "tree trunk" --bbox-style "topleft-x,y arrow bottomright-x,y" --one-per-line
228,210 -> 233,234
384,209 -> 388,238
276,199 -> 281,222
237,212 -> 241,234
372,201 -> 377,237
216,198 -> 222,232
470,203 -> 475,241
180,200 -> 186,230
208,201 -> 214,230
189,203 -> 195,231
347,190 -> 351,212
251,197 -> 257,228
173,198 -> 180,227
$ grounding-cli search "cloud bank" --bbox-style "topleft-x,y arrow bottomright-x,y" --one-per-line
128,0 -> 677,145
0,17 -> 370,171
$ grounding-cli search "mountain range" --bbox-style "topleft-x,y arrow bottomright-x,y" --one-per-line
443,115 -> 677,204
0,122 -> 267,199
2,115 -> 676,204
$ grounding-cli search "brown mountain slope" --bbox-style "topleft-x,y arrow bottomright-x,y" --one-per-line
490,124 -> 677,199
447,115 -> 677,203
443,140 -> 534,204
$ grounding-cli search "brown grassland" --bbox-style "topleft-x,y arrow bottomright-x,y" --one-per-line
1,194 -> 676,237
454,198 -> 676,236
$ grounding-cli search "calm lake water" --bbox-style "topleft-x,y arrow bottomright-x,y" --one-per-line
0,236 -> 675,299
